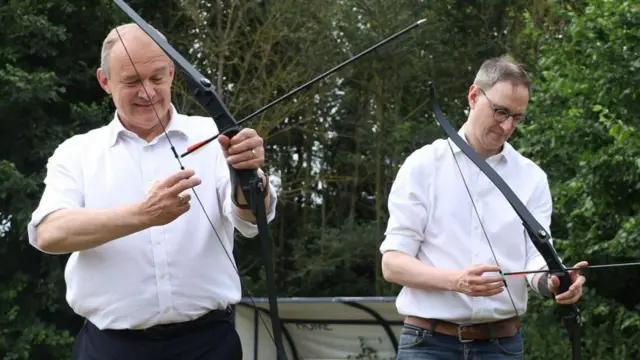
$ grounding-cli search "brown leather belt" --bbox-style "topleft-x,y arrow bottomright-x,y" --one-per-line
405,315 -> 520,342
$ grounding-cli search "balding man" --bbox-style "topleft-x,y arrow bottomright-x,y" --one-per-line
27,23 -> 277,360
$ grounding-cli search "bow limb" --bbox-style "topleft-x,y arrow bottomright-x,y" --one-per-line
111,1 -> 287,359
427,84 -> 582,360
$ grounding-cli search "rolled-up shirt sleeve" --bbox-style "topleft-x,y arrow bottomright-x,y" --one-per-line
214,144 -> 277,238
524,173 -> 554,288
380,149 -> 430,257
27,137 -> 85,253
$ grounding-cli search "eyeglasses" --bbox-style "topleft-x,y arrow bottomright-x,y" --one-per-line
478,88 -> 526,126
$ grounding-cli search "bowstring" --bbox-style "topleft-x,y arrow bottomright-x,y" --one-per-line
444,138 -> 520,318
113,28 -> 278,346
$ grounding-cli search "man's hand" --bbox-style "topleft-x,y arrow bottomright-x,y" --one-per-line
139,169 -> 201,226
454,264 -> 505,297
548,261 -> 588,304
219,128 -> 265,169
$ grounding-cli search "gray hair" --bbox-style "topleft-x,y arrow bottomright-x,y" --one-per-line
100,23 -> 168,79
473,55 -> 530,91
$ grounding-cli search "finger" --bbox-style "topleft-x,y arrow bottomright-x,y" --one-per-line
228,158 -> 263,170
554,277 -> 584,300
481,287 -> 505,296
572,261 -> 589,269
471,286 -> 505,297
218,135 -> 230,150
167,177 -> 201,196
558,291 -> 582,304
228,128 -> 258,146
555,286 -> 582,304
569,261 -> 589,280
176,203 -> 191,215
470,264 -> 501,275
228,137 -> 263,156
177,192 -> 192,205
160,169 -> 196,188
227,149 -> 263,165
469,280 -> 505,293
471,275 -> 504,284
473,282 -> 505,293
568,276 -> 585,292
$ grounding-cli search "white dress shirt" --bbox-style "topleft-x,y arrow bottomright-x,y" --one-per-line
27,105 -> 277,330
380,127 -> 552,324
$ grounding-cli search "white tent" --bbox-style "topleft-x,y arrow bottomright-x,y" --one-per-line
234,296 -> 404,360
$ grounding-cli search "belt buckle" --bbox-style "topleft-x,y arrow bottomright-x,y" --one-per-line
457,323 -> 474,343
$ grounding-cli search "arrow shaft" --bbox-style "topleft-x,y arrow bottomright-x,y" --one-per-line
503,262 -> 640,276
237,19 -> 425,125
180,18 -> 426,158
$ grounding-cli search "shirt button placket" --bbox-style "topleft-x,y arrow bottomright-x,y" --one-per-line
143,144 -> 173,318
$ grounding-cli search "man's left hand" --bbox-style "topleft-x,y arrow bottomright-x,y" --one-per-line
548,260 -> 588,304
218,128 -> 264,169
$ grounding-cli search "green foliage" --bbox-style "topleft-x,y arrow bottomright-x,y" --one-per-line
512,0 -> 640,357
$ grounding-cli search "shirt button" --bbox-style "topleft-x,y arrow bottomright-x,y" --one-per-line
159,273 -> 166,279
164,307 -> 170,313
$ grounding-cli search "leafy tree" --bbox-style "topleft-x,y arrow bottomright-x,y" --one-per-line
513,0 -> 640,357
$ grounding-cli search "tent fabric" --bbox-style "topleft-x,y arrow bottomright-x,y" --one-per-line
235,297 -> 404,360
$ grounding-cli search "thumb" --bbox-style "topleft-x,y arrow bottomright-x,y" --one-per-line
218,135 -> 230,146
548,275 -> 560,292
218,135 -> 230,156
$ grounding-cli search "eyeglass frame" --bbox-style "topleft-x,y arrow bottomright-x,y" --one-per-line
477,87 -> 527,126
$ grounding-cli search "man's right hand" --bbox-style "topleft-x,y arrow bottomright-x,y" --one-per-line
139,169 -> 201,226
453,264 -> 505,297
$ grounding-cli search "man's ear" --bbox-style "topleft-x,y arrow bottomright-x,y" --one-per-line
96,68 -> 111,94
467,84 -> 480,109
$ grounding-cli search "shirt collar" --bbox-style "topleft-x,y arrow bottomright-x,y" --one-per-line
108,104 -> 187,146
448,123 -> 512,163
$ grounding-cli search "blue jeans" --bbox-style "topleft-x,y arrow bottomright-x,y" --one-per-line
396,323 -> 524,360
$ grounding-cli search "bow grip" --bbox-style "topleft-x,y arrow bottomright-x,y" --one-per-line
552,269 -> 580,318
222,126 -> 264,212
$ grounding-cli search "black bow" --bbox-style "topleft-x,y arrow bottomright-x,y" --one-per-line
111,1 -> 425,359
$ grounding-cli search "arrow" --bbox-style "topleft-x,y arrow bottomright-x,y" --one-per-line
502,261 -> 640,276
179,19 -> 426,158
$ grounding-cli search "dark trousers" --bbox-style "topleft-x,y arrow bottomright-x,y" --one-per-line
72,308 -> 242,360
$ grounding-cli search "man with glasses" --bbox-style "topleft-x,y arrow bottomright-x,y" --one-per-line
379,55 -> 587,359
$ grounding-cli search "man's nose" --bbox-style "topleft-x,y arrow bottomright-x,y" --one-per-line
137,81 -> 156,99
500,117 -> 516,132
